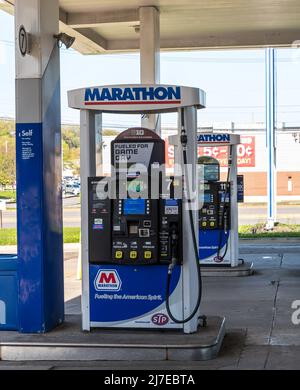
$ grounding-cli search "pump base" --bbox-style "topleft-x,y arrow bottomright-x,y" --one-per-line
201,261 -> 254,277
0,315 -> 225,361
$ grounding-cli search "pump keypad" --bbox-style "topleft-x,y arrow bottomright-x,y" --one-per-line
144,251 -> 152,259
110,198 -> 158,265
130,251 -> 138,259
88,176 -> 182,266
199,181 -> 231,230
115,250 -> 123,259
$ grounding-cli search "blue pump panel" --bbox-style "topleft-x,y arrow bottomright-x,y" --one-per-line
0,255 -> 18,330
199,229 -> 229,260
89,264 -> 181,325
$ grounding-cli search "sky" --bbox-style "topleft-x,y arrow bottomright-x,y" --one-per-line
1,10 -> 300,129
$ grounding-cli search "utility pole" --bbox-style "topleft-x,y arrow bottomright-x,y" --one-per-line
265,48 -> 277,230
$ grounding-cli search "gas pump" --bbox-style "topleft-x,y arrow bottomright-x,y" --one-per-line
198,155 -> 231,262
197,133 -> 241,267
87,127 -> 198,328
68,84 -> 206,333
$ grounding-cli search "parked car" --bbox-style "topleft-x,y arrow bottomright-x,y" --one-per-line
64,183 -> 80,196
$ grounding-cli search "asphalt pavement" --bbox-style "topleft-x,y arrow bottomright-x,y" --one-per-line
0,238 -> 300,370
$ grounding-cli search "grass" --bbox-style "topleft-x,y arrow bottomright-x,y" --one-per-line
239,223 -> 300,239
0,227 -> 80,245
0,190 -> 16,202
0,228 -> 17,245
64,227 -> 80,243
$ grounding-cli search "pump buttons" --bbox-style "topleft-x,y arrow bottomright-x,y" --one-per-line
115,250 -> 123,259
130,251 -> 138,259
139,228 -> 150,237
144,251 -> 152,259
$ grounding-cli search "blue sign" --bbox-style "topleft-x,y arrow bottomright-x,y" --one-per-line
16,122 -> 44,332
237,175 -> 244,203
16,111 -> 64,332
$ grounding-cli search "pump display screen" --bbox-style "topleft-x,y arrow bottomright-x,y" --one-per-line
165,199 -> 178,206
203,193 -> 212,203
123,199 -> 146,215
219,192 -> 230,203
127,180 -> 145,193
203,164 -> 219,182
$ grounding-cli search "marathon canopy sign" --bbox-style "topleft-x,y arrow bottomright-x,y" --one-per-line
197,133 -> 240,146
68,84 -> 206,113
84,86 -> 181,105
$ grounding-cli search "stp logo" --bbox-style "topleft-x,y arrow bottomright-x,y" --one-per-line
151,313 -> 169,326
94,269 -> 122,292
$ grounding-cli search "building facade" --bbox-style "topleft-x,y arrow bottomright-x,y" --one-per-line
101,127 -> 300,203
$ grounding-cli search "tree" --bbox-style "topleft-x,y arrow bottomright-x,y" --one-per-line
0,147 -> 15,186
0,121 -> 16,187
0,120 -> 121,185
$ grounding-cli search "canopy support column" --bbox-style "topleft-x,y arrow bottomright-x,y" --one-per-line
15,0 -> 64,333
139,6 -> 161,134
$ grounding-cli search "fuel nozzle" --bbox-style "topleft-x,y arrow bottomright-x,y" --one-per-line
168,224 -> 179,274
180,133 -> 188,148
171,225 -> 178,242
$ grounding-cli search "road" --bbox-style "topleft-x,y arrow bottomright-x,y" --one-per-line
1,197 -> 300,228
237,204 -> 300,224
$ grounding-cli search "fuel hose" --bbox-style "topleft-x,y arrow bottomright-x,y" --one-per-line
165,110 -> 202,325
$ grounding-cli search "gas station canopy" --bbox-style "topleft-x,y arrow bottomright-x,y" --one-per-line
2,0 -> 300,54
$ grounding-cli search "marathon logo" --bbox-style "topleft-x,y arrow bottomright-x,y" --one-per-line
84,86 -> 181,105
94,269 -> 122,292
197,134 -> 231,143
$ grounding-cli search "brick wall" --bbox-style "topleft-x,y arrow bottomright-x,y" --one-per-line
221,171 -> 300,196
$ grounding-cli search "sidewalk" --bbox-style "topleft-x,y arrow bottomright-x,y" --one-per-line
63,241 -> 300,369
